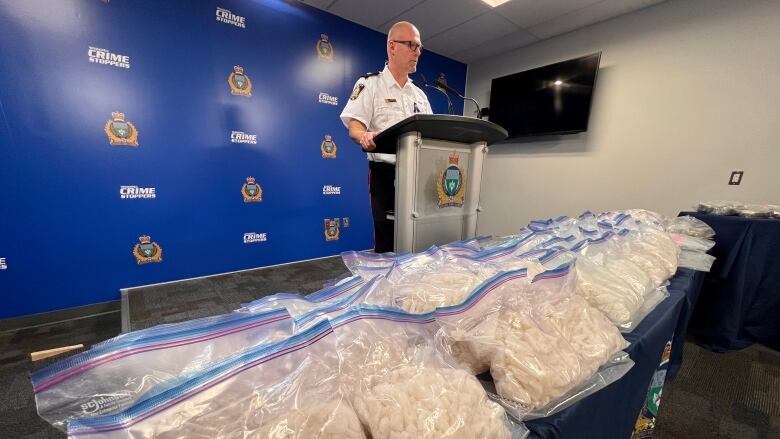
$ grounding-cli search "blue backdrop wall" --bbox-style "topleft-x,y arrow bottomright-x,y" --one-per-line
0,0 -> 465,319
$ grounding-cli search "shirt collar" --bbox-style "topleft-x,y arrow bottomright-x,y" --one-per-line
382,65 -> 413,90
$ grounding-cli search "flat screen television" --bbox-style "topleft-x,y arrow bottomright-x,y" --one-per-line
489,52 -> 601,138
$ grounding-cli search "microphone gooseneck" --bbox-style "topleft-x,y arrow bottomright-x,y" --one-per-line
419,73 -> 454,115
434,78 -> 482,119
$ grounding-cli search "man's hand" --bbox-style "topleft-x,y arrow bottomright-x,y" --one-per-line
347,120 -> 379,152
359,131 -> 378,151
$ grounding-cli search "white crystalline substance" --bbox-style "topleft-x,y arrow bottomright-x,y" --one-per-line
672,234 -> 715,253
490,309 -> 586,410
642,230 -> 680,275
446,338 -> 490,374
534,295 -> 628,374
440,315 -> 499,374
334,318 -> 437,399
621,250 -> 669,288
393,271 -> 494,314
603,258 -> 655,297
573,259 -> 644,325
665,216 -> 715,238
617,232 -> 679,287
252,401 -> 366,439
354,366 -> 510,439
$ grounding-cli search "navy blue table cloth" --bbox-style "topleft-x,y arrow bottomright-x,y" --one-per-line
683,212 -> 780,352
526,268 -> 702,438
666,268 -> 706,381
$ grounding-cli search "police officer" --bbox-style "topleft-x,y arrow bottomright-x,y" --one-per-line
340,21 -> 432,253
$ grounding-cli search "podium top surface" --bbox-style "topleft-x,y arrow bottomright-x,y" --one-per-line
373,114 -> 508,154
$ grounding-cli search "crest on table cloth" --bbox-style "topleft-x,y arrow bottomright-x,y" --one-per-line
321,135 -> 337,158
437,152 -> 466,208
324,218 -> 340,241
316,34 -> 334,61
133,235 -> 162,264
228,65 -> 252,96
242,176 -> 263,203
105,112 -> 139,146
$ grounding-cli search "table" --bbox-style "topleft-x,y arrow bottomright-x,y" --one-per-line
122,258 -> 707,438
666,268 -> 707,381
682,212 -> 780,352
526,268 -> 703,438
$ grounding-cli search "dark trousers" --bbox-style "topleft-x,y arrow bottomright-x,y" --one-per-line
368,161 -> 395,253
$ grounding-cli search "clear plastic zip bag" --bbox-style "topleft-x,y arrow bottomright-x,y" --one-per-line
66,321 -> 367,439
33,308 -> 293,431
330,307 -> 524,439
665,215 -> 715,238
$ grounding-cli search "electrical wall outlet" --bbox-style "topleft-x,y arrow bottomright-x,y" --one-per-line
728,171 -> 743,185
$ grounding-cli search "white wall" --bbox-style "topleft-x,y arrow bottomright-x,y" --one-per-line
467,0 -> 780,236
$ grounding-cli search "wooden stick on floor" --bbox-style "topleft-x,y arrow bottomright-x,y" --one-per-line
30,344 -> 84,362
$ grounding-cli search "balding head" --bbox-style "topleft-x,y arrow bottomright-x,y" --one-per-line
386,21 -> 422,77
387,21 -> 418,45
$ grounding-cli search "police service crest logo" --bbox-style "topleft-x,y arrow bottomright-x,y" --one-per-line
105,112 -> 139,146
316,34 -> 334,61
349,83 -> 365,101
133,235 -> 162,264
324,218 -> 340,241
437,152 -> 467,208
228,65 -> 252,96
321,134 -> 337,158
242,176 -> 263,203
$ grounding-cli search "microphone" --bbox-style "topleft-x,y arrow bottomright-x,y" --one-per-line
433,75 -> 483,119
418,73 -> 454,115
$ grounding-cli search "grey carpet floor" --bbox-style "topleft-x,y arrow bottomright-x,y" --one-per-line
125,256 -> 350,331
655,342 -> 780,439
1,256 -> 778,438
0,311 -> 120,438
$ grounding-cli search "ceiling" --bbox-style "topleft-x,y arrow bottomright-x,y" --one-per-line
300,0 -> 666,63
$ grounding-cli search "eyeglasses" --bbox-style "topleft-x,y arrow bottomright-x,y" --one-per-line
392,40 -> 423,53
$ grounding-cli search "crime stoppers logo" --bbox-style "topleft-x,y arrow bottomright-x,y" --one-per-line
318,92 -> 338,106
316,34 -> 334,61
133,235 -> 162,264
243,232 -> 267,244
321,135 -> 337,158
216,7 -> 245,28
120,186 -> 156,199
242,176 -> 262,203
0,257 -> 7,270
88,46 -> 130,69
231,131 -> 257,144
105,112 -> 139,146
324,218 -> 340,241
228,66 -> 252,97
322,185 -> 341,195
437,152 -> 466,208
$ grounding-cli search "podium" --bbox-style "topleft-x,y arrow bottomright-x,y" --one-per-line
373,115 -> 508,253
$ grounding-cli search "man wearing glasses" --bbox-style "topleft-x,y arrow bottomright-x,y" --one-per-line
340,21 -> 432,253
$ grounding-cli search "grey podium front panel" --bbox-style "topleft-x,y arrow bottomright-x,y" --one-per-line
395,133 -> 486,253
